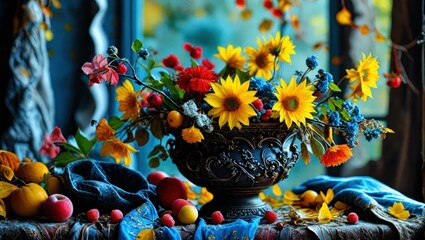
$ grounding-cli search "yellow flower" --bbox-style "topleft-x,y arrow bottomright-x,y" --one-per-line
388,202 -> 410,220
272,77 -> 316,128
244,39 -> 276,80
96,118 -> 115,141
336,7 -> 352,25
181,126 -> 204,144
197,187 -> 213,205
320,144 -> 353,167
214,44 -> 246,70
318,202 -> 333,223
116,79 -> 141,121
345,53 -> 380,102
205,75 -> 258,130
316,188 -> 334,205
100,137 -> 138,166
265,32 -> 296,64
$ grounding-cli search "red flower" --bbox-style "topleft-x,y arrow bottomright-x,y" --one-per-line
202,59 -> 215,70
320,144 -> 353,167
177,66 -> 218,94
81,54 -> 119,87
39,126 -> 67,158
162,54 -> 180,69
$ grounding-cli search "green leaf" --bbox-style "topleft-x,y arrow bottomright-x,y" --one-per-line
190,59 -> 199,68
148,157 -> 160,168
108,116 -> 125,130
329,82 -> 341,92
327,98 -> 336,111
75,129 -> 96,156
148,58 -> 155,69
148,145 -> 164,158
311,135 -> 325,159
150,116 -> 164,140
54,152 -> 86,167
340,109 -> 351,121
301,142 -> 311,166
135,128 -> 149,146
131,39 -> 143,53
332,97 -> 344,109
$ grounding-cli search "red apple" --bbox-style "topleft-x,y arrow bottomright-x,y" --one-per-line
147,171 -> 169,186
156,177 -> 187,209
43,194 -> 74,222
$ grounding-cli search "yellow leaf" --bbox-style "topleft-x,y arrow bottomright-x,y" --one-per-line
318,202 -> 332,223
241,9 -> 252,20
359,24 -> 370,35
334,201 -> 349,210
336,7 -> 352,25
184,182 -> 197,200
374,29 -> 386,42
259,19 -> 273,33
136,229 -> 155,240
197,188 -> 213,205
319,188 -> 334,205
272,184 -> 282,197
290,14 -> 300,31
45,29 -> 54,41
388,202 -> 410,220
0,199 -> 6,218
384,128 -> 395,133
0,165 -> 14,181
51,0 -> 62,8
0,181 -> 18,198
301,142 -> 310,165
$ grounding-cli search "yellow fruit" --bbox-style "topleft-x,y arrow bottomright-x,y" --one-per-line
300,190 -> 318,208
45,175 -> 65,195
15,162 -> 49,184
167,110 -> 184,128
177,205 -> 198,224
0,150 -> 20,172
10,183 -> 48,217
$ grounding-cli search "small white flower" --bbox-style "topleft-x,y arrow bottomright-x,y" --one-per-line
182,100 -> 199,118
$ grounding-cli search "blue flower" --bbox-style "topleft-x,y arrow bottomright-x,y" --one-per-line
344,120 -> 359,148
328,111 -> 342,126
315,69 -> 334,93
364,127 -> 381,141
306,55 -> 319,69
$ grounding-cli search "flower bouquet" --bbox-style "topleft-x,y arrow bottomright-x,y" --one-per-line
42,31 -> 392,218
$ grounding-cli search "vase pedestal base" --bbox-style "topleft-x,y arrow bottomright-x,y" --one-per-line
199,188 -> 271,221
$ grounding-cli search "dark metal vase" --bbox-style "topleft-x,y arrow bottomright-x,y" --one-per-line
169,123 -> 300,220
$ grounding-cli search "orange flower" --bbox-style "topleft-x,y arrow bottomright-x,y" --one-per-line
320,144 -> 352,167
96,118 -> 115,141
100,138 -> 137,166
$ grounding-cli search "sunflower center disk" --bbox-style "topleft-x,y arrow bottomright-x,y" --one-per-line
224,97 -> 241,111
283,96 -> 299,112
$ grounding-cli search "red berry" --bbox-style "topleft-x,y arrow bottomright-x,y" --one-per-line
86,208 -> 100,222
347,212 -> 359,224
260,115 -> 270,122
276,222 -> 284,230
235,0 -> 246,8
161,213 -> 175,227
263,0 -> 273,9
264,210 -> 278,223
147,93 -> 163,107
386,76 -> 402,88
162,54 -> 180,68
271,8 -> 283,18
183,42 -> 193,52
252,99 -> 264,111
211,211 -> 224,224
110,209 -> 123,223
190,46 -> 203,59
264,109 -> 272,117
116,62 -> 127,74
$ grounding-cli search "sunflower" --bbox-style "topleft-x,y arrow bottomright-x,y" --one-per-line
319,144 -> 353,167
214,44 -> 246,70
96,118 -> 115,141
204,75 -> 258,130
115,79 -> 141,122
244,39 -> 276,80
100,137 -> 138,166
181,126 -> 204,143
345,53 -> 380,102
265,32 -> 296,64
272,77 -> 316,128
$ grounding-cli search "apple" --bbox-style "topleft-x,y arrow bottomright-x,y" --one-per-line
147,171 -> 169,186
171,199 -> 193,218
156,177 -> 187,209
43,194 -> 74,222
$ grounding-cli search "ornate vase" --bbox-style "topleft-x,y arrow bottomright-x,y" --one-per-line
168,123 -> 300,220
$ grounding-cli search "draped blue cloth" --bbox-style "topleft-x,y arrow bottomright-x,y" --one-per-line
292,175 -> 425,240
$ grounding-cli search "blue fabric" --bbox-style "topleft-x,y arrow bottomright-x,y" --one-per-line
194,217 -> 261,240
292,175 -> 425,216
62,160 -> 158,214
118,202 -> 181,240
